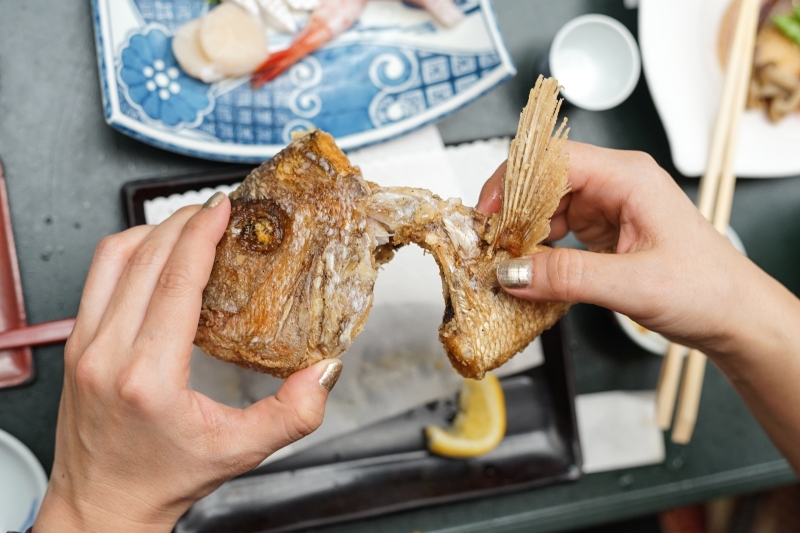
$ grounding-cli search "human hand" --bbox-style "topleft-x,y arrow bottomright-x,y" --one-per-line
481,141 -> 778,359
34,193 -> 342,533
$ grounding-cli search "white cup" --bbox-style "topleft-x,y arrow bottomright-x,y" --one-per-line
549,14 -> 641,111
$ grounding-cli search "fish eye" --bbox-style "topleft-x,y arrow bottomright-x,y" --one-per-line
231,200 -> 288,254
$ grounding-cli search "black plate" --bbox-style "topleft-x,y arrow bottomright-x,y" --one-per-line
122,169 -> 582,533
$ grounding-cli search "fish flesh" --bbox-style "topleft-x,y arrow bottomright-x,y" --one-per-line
195,76 -> 571,379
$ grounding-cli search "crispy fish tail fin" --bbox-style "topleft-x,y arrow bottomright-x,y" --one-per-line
490,75 -> 570,255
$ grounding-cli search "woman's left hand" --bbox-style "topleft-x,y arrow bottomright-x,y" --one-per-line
34,193 -> 341,533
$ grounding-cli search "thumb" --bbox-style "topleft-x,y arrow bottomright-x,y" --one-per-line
239,359 -> 342,456
496,247 -> 645,312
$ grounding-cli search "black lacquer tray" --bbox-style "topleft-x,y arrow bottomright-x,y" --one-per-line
122,170 -> 582,533
122,167 -> 251,227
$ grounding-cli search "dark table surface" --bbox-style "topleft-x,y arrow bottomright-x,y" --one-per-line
0,0 -> 797,532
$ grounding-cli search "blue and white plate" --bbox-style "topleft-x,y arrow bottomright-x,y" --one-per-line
91,0 -> 515,162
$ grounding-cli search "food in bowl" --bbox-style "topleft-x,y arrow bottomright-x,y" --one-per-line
718,0 -> 800,123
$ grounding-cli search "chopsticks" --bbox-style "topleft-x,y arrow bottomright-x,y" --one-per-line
655,0 -> 761,444
0,317 -> 75,352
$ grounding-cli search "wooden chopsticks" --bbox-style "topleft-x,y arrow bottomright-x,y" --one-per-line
655,0 -> 762,444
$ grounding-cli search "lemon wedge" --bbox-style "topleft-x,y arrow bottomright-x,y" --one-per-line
425,373 -> 506,458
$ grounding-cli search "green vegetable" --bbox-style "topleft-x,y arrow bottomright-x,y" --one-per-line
774,12 -> 800,47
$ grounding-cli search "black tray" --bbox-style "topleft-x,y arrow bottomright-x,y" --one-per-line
122,170 -> 582,533
121,167 -> 251,227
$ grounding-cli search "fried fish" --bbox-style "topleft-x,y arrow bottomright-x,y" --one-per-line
195,76 -> 571,379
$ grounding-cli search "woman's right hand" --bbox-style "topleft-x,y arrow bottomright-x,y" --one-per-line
480,140 -> 800,474
480,141 -> 798,362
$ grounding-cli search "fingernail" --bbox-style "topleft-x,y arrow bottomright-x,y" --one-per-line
203,191 -> 226,209
319,360 -> 343,392
496,258 -> 532,288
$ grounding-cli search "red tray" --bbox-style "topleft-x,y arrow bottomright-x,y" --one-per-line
0,159 -> 34,388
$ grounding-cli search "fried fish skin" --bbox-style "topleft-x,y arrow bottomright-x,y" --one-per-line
363,186 -> 569,379
196,76 -> 571,379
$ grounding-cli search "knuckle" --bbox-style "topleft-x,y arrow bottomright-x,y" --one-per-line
115,366 -> 153,412
627,150 -> 657,169
128,239 -> 167,272
174,205 -> 200,218
73,351 -> 106,395
628,151 -> 673,187
182,213 -> 207,233
155,261 -> 197,298
282,401 -> 323,442
94,235 -> 128,262
63,334 -> 82,369
162,205 -> 200,228
545,248 -> 586,302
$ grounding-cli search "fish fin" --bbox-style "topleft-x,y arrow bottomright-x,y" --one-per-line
491,75 -> 570,256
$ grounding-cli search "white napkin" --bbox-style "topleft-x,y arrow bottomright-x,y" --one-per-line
576,390 -> 665,473
144,183 -> 240,227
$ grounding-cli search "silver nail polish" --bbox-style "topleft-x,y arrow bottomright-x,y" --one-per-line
496,258 -> 532,288
203,191 -> 226,209
319,360 -> 343,392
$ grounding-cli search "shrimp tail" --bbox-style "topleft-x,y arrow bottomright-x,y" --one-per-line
251,22 -> 333,88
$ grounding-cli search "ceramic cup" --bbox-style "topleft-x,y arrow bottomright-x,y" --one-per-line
547,14 -> 641,111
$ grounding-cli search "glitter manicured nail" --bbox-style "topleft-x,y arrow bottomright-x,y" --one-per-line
319,360 -> 343,392
203,191 -> 226,209
496,258 -> 532,288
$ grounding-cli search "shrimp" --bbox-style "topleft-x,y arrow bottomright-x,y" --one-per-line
251,0 -> 367,88
250,0 -> 465,88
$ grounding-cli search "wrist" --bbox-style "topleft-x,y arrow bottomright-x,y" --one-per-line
34,477 -> 179,533
704,259 -> 800,368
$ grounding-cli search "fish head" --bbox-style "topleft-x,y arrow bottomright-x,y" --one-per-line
196,131 -> 380,377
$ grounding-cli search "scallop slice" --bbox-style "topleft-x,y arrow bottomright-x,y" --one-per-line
172,18 -> 225,83
200,3 -> 270,78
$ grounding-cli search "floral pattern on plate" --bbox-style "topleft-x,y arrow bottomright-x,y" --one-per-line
119,28 -> 212,127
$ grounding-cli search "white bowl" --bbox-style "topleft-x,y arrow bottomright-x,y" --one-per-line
0,429 -> 48,532
549,14 -> 642,111
615,312 -> 675,355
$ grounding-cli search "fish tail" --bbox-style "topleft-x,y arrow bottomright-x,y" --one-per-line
491,75 -> 570,256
